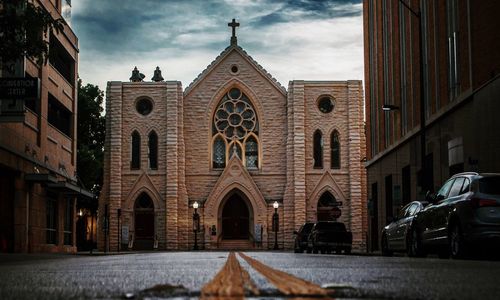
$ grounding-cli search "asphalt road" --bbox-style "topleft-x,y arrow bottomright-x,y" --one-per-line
0,251 -> 499,299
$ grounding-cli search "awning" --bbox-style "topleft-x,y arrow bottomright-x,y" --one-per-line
47,181 -> 94,200
25,173 -> 58,183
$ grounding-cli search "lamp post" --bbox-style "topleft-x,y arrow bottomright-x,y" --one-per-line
192,201 -> 200,250
399,0 -> 427,195
272,201 -> 279,250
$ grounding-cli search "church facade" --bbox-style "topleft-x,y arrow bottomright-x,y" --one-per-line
98,26 -> 367,251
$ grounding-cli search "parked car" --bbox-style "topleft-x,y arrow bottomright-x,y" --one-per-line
293,222 -> 315,253
409,172 -> 500,259
307,221 -> 352,254
381,201 -> 429,256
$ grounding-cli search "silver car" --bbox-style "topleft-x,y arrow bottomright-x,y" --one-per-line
410,172 -> 500,259
381,201 -> 428,256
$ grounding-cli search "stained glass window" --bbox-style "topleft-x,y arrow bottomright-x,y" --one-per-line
149,131 -> 158,169
212,87 -> 260,169
213,136 -> 226,169
245,136 -> 258,169
331,131 -> 340,169
313,130 -> 323,168
131,131 -> 141,169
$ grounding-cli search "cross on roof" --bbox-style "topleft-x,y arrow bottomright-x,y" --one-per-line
228,18 -> 240,46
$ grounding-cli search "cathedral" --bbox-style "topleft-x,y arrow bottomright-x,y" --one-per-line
98,20 -> 367,251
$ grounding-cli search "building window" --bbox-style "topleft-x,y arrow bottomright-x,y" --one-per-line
48,93 -> 72,137
244,135 -> 258,169
212,87 -> 259,169
317,96 -> 335,113
46,194 -> 58,244
49,34 -> 75,85
446,0 -> 460,99
148,131 -> 158,169
313,130 -> 323,168
331,130 -> 340,169
63,198 -> 73,245
136,98 -> 153,116
212,135 -> 226,169
24,73 -> 38,114
131,131 -> 141,169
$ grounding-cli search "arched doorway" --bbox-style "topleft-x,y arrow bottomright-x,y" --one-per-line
134,192 -> 155,249
317,191 -> 341,221
221,190 -> 252,240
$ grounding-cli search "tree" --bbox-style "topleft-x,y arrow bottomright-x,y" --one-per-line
0,0 -> 64,67
77,79 -> 105,195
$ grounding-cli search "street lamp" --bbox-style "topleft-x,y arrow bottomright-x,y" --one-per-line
192,201 -> 200,250
272,201 -> 279,250
398,0 -> 427,195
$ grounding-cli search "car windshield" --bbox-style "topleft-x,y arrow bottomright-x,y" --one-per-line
479,177 -> 500,195
315,222 -> 345,231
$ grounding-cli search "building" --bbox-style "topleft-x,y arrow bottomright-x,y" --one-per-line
363,0 -> 500,251
0,0 -> 91,253
98,22 -> 367,251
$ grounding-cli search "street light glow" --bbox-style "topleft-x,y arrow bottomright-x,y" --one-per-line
193,201 -> 199,209
273,201 -> 279,209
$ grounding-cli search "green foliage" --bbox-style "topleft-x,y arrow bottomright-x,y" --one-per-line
0,0 -> 64,66
77,79 -> 105,195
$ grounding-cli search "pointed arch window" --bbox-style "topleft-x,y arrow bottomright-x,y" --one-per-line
148,131 -> 158,169
313,130 -> 323,168
212,87 -> 259,169
245,135 -> 258,169
331,130 -> 340,169
212,135 -> 226,169
131,131 -> 141,169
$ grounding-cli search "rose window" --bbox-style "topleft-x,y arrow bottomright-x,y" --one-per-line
214,88 -> 257,140
212,88 -> 260,169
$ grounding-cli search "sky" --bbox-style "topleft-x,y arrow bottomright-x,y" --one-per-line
71,0 -> 364,93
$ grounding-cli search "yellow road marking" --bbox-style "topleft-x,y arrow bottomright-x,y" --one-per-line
238,252 -> 329,297
200,252 -> 259,299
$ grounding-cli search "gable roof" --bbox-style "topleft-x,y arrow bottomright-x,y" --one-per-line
184,45 -> 287,97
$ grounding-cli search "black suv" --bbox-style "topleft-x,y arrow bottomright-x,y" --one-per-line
293,222 -> 314,253
307,221 -> 352,254
409,172 -> 500,258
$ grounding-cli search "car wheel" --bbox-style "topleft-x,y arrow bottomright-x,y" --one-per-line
320,248 -> 326,254
450,223 -> 467,259
381,234 -> 393,256
344,248 -> 351,255
306,247 -> 312,254
408,228 -> 426,258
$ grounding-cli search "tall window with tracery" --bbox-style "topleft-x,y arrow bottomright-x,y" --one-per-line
148,131 -> 158,169
331,130 -> 340,169
313,130 -> 323,168
212,87 -> 259,169
131,131 -> 141,169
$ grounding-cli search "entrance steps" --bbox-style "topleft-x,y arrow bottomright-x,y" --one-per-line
218,239 -> 254,250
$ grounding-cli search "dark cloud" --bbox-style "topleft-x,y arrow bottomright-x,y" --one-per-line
250,0 -> 362,27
